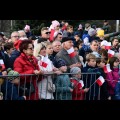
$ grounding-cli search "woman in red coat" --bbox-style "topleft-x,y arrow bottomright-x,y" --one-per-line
14,40 -> 43,100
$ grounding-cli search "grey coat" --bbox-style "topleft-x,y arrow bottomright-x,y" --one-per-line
55,48 -> 80,72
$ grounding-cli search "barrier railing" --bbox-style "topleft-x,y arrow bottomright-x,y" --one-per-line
0,72 -> 114,100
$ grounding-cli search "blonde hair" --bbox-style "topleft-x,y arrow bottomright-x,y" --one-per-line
86,53 -> 96,62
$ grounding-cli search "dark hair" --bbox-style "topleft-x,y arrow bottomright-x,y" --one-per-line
4,42 -> 14,51
109,57 -> 119,70
19,40 -> 33,53
98,49 -> 108,61
96,58 -> 107,65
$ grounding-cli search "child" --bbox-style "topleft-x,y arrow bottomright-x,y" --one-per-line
0,68 -> 26,100
96,58 -> 111,100
55,58 -> 73,100
70,67 -> 89,100
82,53 -> 101,100
106,57 -> 120,100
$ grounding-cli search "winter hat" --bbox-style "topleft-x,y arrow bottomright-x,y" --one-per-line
51,20 -> 60,29
97,29 -> 104,37
24,25 -> 30,31
85,23 -> 91,31
88,28 -> 96,36
56,58 -> 66,68
7,68 -> 19,81
70,67 -> 81,75
78,24 -> 82,30
61,37 -> 72,43
100,40 -> 108,46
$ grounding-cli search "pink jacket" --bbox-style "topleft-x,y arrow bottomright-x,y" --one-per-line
106,68 -> 119,95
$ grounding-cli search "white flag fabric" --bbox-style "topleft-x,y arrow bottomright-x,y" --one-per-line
96,76 -> 105,86
105,42 -> 111,50
108,49 -> 115,58
103,64 -> 112,73
79,80 -> 84,88
0,59 -> 5,70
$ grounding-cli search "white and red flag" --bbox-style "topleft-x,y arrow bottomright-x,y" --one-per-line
105,42 -> 111,50
79,80 -> 84,88
40,56 -> 48,68
0,59 -> 5,70
108,49 -> 115,58
96,76 -> 105,86
103,64 -> 112,73
67,47 -> 76,58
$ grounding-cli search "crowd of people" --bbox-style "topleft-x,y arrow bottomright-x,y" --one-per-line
0,20 -> 120,100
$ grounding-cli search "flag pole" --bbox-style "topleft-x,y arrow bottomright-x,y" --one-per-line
88,81 -> 96,89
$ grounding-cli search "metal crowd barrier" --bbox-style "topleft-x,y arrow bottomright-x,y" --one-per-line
0,72 -> 110,100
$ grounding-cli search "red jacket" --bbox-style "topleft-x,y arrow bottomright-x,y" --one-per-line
14,53 -> 40,100
70,79 -> 85,100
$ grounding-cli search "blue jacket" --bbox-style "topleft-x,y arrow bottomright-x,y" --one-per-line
10,50 -> 21,69
55,74 -> 73,100
1,79 -> 25,100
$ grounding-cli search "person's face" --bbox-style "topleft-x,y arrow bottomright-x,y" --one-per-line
114,59 -> 120,67
68,27 -> 73,33
90,41 -> 99,51
46,45 -> 53,55
39,47 -> 46,56
52,41 -> 62,52
11,32 -> 20,43
64,40 -> 74,50
74,47 -> 79,55
24,44 -> 34,56
88,59 -> 96,67
7,47 -> 14,55
59,66 -> 67,72
41,30 -> 50,39
74,72 -> 81,79
98,61 -> 106,68
112,39 -> 119,46
55,34 -> 62,41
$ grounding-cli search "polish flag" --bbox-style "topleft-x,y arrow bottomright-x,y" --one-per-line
96,76 -> 105,86
108,49 -> 115,58
105,42 -> 111,50
79,80 -> 84,88
67,47 -> 76,58
40,57 -> 48,68
103,64 -> 112,73
0,59 -> 5,70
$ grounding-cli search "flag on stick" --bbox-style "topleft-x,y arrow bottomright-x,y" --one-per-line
103,64 -> 112,73
108,49 -> 115,58
96,76 -> 105,86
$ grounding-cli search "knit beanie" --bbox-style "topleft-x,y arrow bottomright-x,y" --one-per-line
70,67 -> 81,76
7,68 -> 19,81
88,28 -> 96,36
97,29 -> 104,37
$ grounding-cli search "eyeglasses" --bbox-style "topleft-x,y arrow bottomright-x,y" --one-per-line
45,32 -> 51,34
12,36 -> 20,38
28,47 -> 34,50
